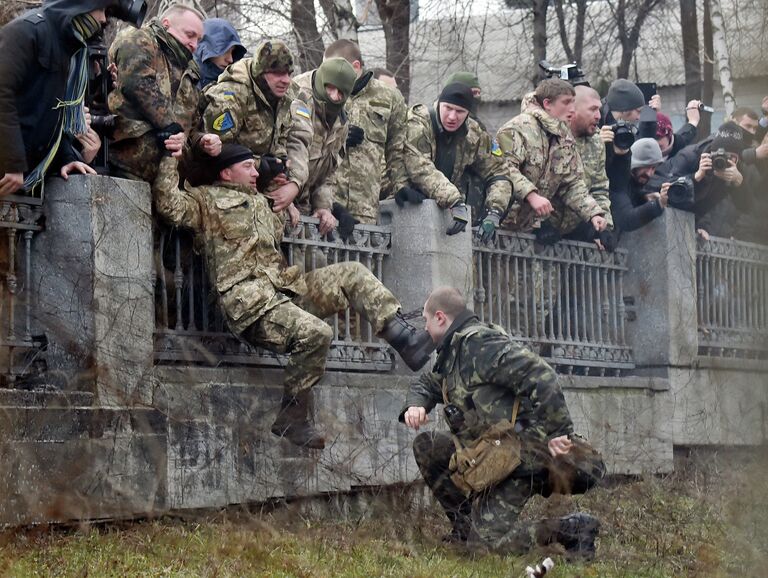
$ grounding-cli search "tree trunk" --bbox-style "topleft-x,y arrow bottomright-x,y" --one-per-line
532,0 -> 549,86
679,0 -> 701,103
553,0 -> 587,65
374,0 -> 411,101
708,0 -> 735,116
613,0 -> 663,79
319,0 -> 360,41
701,0 -> 714,136
291,0 -> 326,72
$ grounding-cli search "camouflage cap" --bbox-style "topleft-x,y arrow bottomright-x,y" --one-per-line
251,40 -> 295,78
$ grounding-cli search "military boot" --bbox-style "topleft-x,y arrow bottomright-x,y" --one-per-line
442,509 -> 472,544
271,391 -> 326,450
537,512 -> 601,561
379,313 -> 435,371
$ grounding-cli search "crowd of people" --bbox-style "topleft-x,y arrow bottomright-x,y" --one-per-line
2,0 -> 767,562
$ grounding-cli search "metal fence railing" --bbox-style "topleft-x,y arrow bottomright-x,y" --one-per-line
154,216 -> 395,371
472,230 -> 634,376
696,235 -> 768,359
0,195 -> 45,385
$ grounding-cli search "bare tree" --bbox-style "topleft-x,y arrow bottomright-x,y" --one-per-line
373,0 -> 411,100
291,0 -> 325,71
679,0 -> 701,104
553,0 -> 588,65
319,0 -> 360,41
701,0 -> 714,135
709,0 -> 735,115
531,0 -> 549,85
607,0 -> 666,78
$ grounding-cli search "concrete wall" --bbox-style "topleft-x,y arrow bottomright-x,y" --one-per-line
1,177 -> 766,526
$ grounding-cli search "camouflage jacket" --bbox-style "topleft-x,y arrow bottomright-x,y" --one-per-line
153,156 -> 306,335
108,20 -> 201,181
496,98 -> 603,229
290,71 -> 349,214
574,132 -> 614,229
202,58 -> 309,190
326,72 -> 408,224
400,311 -> 573,444
404,104 -> 511,214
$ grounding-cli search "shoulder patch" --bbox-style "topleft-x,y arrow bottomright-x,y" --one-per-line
222,91 -> 236,100
491,138 -> 502,156
295,105 -> 311,119
212,111 -> 235,132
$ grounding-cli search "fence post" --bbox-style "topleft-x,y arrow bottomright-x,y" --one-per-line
622,208 -> 698,371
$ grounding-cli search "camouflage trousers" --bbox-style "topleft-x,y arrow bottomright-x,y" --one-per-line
241,261 -> 400,397
413,430 -> 605,553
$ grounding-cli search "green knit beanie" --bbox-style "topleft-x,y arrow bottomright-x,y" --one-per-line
446,71 -> 481,90
313,57 -> 357,107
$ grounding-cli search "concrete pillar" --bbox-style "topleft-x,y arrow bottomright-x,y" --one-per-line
30,175 -> 154,406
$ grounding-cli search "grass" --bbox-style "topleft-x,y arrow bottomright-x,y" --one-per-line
0,450 -> 766,578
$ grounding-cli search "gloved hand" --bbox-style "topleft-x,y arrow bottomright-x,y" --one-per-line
534,220 -> 561,246
346,125 -> 365,149
394,185 -> 427,207
257,155 -> 287,190
331,202 -> 359,242
476,210 -> 501,243
597,229 -> 617,252
156,122 -> 184,156
446,202 -> 469,235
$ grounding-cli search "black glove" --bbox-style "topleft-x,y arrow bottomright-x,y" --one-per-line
394,185 -> 427,207
476,210 -> 501,243
534,220 -> 561,246
257,155 -> 287,190
346,125 -> 365,149
597,229 -> 617,252
156,122 -> 184,156
446,202 -> 469,235
331,202 -> 359,242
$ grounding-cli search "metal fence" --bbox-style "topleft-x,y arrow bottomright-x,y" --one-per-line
696,235 -> 768,359
0,195 -> 44,385
473,230 -> 634,375
154,216 -> 395,371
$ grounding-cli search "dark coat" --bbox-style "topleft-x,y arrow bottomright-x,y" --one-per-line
607,152 -> 665,233
0,0 -> 112,176
193,18 -> 245,89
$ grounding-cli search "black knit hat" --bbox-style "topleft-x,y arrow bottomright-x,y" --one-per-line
606,79 -> 645,112
711,121 -> 747,155
213,143 -> 255,174
438,82 -> 475,112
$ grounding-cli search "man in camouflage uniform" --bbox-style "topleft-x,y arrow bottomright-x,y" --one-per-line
403,82 -> 512,241
565,85 -> 616,250
108,4 -> 221,182
202,40 -> 308,214
402,287 -> 605,557
153,144 -> 434,450
496,79 -> 607,243
318,39 -> 408,226
290,57 -> 358,235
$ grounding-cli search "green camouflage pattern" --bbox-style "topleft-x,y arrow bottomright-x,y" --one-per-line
326,74 -> 409,224
108,19 -> 201,182
290,71 -> 349,214
252,40 -> 294,74
153,157 -> 400,394
404,104 -> 511,213
555,132 -> 614,233
201,52 -> 306,190
496,97 -> 603,232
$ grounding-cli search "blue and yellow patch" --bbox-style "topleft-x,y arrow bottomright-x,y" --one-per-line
295,105 -> 311,119
213,111 -> 234,132
491,138 -> 502,156
223,91 -> 236,101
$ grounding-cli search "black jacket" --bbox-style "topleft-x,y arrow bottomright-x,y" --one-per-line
0,0 -> 111,176
608,153 -> 665,233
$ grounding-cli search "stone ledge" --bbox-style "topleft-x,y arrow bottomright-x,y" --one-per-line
0,388 -> 94,408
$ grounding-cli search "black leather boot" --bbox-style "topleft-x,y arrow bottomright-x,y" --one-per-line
538,512 -> 601,561
379,313 -> 435,371
271,391 -> 326,450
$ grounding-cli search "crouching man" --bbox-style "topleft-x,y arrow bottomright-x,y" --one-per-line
401,287 -> 605,559
154,144 -> 434,450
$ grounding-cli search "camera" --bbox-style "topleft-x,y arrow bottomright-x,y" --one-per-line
612,120 -> 636,150
710,148 -> 730,171
107,0 -> 147,28
443,404 -> 466,434
538,60 -> 589,87
697,103 -> 715,113
667,176 -> 694,210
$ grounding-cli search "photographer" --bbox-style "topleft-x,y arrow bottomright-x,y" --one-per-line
0,0 -> 134,196
656,105 -> 702,161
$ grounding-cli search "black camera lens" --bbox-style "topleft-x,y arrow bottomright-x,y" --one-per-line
712,156 -> 729,171
443,404 -> 465,434
613,122 -> 636,150
107,0 -> 147,28
667,177 -> 693,210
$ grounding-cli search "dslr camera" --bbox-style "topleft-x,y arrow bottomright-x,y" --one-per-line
667,176 -> 694,210
443,404 -> 466,435
612,120 -> 636,150
538,60 -> 589,87
710,148 -> 730,171
107,0 -> 147,27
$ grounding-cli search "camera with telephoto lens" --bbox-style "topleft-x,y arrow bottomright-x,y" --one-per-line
538,60 -> 589,86
443,404 -> 466,434
710,148 -> 730,171
667,176 -> 694,210
612,120 -> 636,150
106,0 -> 148,28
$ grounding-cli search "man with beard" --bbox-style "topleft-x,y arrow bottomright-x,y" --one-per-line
0,0 -> 121,195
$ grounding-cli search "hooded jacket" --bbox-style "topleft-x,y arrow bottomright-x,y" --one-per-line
193,18 -> 246,89
0,0 -> 113,176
